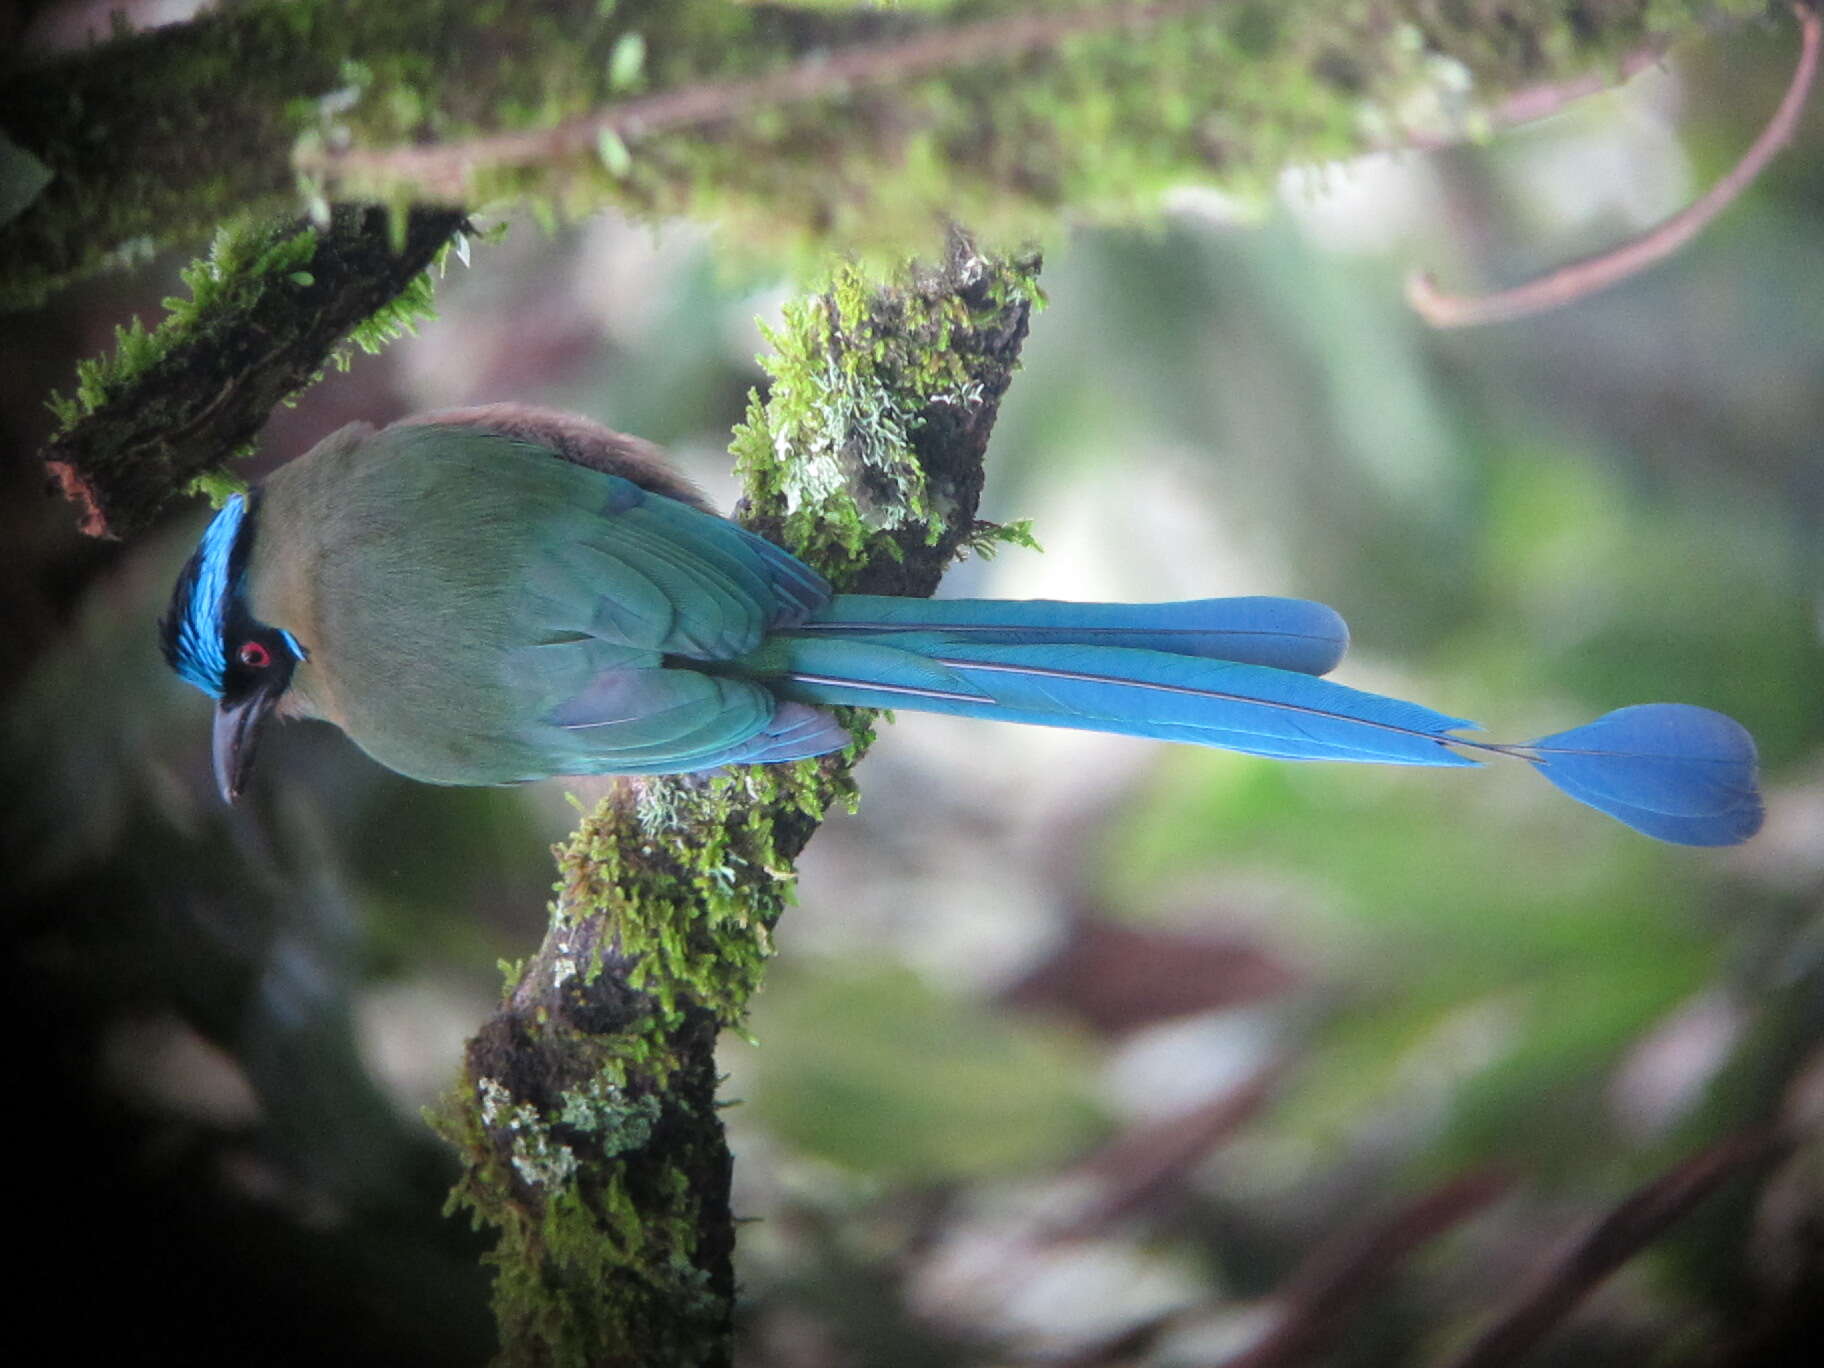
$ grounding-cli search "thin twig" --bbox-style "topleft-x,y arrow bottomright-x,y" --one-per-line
1044,1063 -> 1286,1240
1398,44 -> 1673,153
1409,3 -> 1821,329
1226,1172 -> 1512,1368
297,0 -> 1224,197
1439,1129 -> 1791,1368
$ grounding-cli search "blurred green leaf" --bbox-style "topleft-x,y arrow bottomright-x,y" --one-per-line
748,964 -> 1102,1178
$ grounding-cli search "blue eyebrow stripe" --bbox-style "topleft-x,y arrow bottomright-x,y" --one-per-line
166,493 -> 250,698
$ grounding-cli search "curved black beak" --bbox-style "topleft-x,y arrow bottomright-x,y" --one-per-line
212,687 -> 279,804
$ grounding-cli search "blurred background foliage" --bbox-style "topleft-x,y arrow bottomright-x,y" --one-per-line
3,11 -> 1823,1366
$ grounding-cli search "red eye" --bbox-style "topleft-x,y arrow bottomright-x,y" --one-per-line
238,641 -> 272,669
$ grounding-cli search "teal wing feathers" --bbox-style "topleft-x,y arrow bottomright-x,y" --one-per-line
529,640 -> 845,774
273,422 -> 841,781
519,473 -> 829,660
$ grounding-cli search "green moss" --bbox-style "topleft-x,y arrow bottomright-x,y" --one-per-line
556,756 -> 863,1030
730,257 -> 998,578
41,205 -> 461,538
45,215 -> 447,454
963,515 -> 1042,559
46,219 -> 305,434
344,244 -> 443,359
10,0 -> 1746,304
433,1003 -> 735,1366
184,469 -> 252,506
527,0 -> 1735,271
497,955 -> 527,995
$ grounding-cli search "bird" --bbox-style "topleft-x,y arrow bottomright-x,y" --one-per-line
159,403 -> 1763,846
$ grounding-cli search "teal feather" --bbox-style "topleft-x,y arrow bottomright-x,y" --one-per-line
799,595 -> 1349,674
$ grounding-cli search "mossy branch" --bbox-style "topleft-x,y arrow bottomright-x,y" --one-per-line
2,0 -> 1766,306
433,235 -> 1038,1368
20,0 -> 1767,543
42,205 -> 464,540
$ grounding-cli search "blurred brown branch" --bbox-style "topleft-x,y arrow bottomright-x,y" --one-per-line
1002,910 -> 1302,1037
1409,3 -> 1822,328
1050,1063 -> 1288,1241
4,0 -> 1749,309
1441,1130 -> 1792,1368
1230,1172 -> 1513,1368
1398,45 -> 1674,152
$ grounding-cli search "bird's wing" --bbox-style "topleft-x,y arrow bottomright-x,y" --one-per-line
382,422 -> 833,661
387,404 -> 713,509
554,478 -> 831,658
518,483 -> 830,660
531,645 -> 846,774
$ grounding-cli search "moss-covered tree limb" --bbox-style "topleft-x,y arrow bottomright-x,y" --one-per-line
2,0 -> 1766,307
22,0 -> 1771,543
433,234 -> 1038,1368
42,205 -> 464,540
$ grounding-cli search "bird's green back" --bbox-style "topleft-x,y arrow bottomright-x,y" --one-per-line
249,422 -> 829,783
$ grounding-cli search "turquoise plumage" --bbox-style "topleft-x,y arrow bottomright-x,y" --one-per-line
159,406 -> 1762,846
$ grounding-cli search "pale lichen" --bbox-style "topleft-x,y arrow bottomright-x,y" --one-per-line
478,1076 -> 581,1189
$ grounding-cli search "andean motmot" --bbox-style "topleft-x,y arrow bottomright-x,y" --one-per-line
160,404 -> 1763,846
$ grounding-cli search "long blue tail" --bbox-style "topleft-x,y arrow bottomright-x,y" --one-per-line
754,596 -> 1761,847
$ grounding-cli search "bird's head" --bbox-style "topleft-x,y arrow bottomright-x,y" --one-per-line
159,492 -> 309,803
